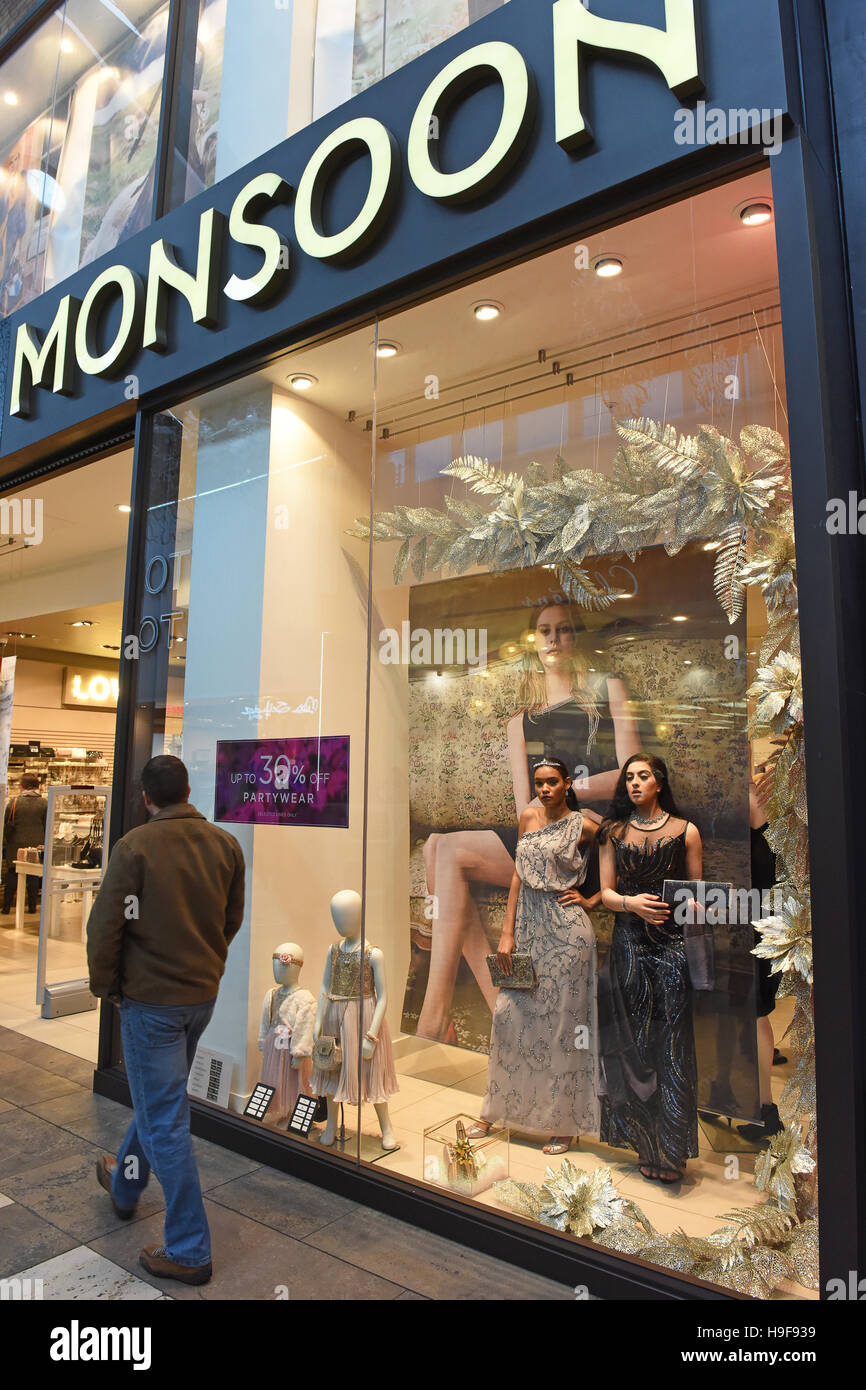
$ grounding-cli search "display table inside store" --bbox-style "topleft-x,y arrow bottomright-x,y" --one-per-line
16,860 -> 102,941
12,860 -> 43,933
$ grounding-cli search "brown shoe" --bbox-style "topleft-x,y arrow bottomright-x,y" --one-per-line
96,1154 -> 137,1220
139,1245 -> 212,1285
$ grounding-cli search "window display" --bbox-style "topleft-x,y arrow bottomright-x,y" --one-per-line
131,168 -> 816,1298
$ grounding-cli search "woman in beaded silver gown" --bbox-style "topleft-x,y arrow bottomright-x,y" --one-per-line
598,753 -> 703,1183
478,760 -> 601,1151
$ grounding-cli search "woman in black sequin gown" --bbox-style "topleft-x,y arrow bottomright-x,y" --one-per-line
598,754 -> 703,1183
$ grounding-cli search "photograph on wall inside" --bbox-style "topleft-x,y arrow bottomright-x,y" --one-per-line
401,551 -> 761,1123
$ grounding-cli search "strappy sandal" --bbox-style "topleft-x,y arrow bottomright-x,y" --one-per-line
639,1164 -> 657,1181
655,1167 -> 685,1185
466,1122 -> 491,1139
542,1136 -> 577,1155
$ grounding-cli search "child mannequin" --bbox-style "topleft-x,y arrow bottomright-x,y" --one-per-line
257,941 -> 316,1125
312,890 -> 399,1149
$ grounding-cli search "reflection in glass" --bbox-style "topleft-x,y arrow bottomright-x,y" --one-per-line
0,0 -> 168,315
177,0 -> 508,204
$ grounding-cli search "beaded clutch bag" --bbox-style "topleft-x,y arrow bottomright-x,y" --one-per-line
485,953 -> 536,989
312,1035 -> 342,1071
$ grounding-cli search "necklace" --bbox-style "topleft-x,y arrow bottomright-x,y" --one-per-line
629,810 -> 670,829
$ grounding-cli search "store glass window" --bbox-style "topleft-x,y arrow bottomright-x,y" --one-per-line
177,0 -> 509,204
364,170 -> 817,1301
134,168 -> 816,1298
0,0 -> 168,317
132,328 -> 376,1155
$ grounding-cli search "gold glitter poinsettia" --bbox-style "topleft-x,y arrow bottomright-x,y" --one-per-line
752,896 -> 813,984
748,651 -> 803,737
754,1126 -> 816,1209
539,1160 -> 628,1237
493,1161 -> 651,1241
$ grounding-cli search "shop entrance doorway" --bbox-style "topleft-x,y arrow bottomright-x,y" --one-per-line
0,446 -> 132,1061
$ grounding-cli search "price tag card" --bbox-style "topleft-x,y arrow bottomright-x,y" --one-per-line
187,1047 -> 234,1109
244,1084 -> 276,1121
288,1094 -> 320,1136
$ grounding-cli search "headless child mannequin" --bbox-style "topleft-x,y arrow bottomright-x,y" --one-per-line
257,942 -> 316,1125
312,889 -> 398,1149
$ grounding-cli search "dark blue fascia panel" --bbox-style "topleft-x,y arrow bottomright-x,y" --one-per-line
0,0 -> 790,463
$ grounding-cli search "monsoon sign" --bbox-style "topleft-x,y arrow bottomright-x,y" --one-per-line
214,737 -> 349,828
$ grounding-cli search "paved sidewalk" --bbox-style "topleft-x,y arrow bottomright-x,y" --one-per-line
0,1025 -> 573,1301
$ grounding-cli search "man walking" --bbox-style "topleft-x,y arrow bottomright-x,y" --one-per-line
2,773 -> 47,916
87,754 -> 245,1286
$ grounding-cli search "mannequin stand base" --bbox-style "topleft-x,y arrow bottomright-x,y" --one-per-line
324,1130 -> 401,1163
697,1111 -> 762,1154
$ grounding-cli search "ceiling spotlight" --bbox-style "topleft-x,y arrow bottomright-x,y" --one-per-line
672,615 -> 688,622
740,202 -> 773,226
117,503 -> 131,513
60,37 -> 74,53
5,631 -> 37,639
4,92 -> 18,106
376,341 -> 400,358
473,301 -> 502,321
593,256 -> 623,278
69,619 -> 94,628
289,374 -> 316,391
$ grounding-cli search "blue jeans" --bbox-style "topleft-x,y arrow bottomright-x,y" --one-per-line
113,997 -> 216,1267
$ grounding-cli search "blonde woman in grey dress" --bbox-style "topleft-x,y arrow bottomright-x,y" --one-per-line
472,759 -> 601,1154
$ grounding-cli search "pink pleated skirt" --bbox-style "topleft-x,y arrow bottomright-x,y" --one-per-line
310,995 -> 398,1104
260,1035 -> 313,1122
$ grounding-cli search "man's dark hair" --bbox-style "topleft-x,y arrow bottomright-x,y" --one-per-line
20,773 -> 39,790
141,755 -> 189,809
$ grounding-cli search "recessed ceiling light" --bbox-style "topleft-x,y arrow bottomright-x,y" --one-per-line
4,92 -> 18,106
5,631 -> 37,639
175,636 -> 186,643
473,302 -> 503,321
683,660 -> 693,666
69,620 -> 94,628
117,503 -> 131,513
376,341 -> 400,358
60,37 -> 74,53
594,256 -> 623,278
289,374 -> 316,391
740,202 -> 773,226
672,615 -> 688,622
